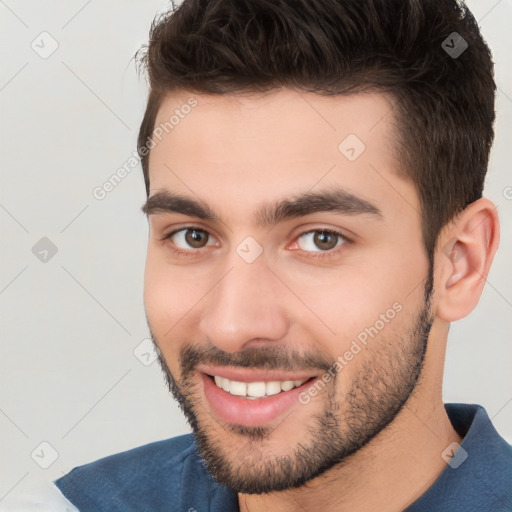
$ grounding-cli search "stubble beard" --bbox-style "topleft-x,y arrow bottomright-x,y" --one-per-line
151,273 -> 434,494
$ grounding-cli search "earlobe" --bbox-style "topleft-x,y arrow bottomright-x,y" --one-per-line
435,198 -> 500,322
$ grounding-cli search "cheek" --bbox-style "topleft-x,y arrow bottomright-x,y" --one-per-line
143,248 -> 183,338
143,247 -> 211,343
281,249 -> 423,358
143,253 -> 192,378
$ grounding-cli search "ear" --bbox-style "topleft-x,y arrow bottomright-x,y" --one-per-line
434,198 -> 500,322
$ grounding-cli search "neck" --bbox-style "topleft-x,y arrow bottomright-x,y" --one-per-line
238,386 -> 460,512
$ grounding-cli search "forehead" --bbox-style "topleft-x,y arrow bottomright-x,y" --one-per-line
151,88 -> 395,162
148,88 -> 419,225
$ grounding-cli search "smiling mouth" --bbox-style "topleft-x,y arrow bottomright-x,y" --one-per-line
199,370 -> 320,427
207,374 -> 314,399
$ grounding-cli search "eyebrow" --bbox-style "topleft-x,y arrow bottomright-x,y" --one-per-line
141,187 -> 382,227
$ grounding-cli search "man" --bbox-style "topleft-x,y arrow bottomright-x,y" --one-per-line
29,0 -> 512,510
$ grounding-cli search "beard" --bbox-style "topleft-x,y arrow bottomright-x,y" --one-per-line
149,270 -> 434,494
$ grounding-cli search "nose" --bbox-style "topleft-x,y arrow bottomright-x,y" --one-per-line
198,257 -> 290,353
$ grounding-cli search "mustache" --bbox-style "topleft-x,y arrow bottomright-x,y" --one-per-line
178,342 -> 334,377
149,334 -> 334,377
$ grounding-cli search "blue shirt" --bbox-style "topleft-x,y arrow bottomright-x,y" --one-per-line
54,403 -> 512,511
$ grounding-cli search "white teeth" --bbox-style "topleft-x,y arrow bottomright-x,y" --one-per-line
280,380 -> 295,392
230,381 -> 247,396
212,376 -> 307,398
221,378 -> 230,393
266,381 -> 282,396
247,382 -> 266,397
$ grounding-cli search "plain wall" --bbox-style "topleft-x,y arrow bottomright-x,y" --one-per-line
0,0 -> 511,501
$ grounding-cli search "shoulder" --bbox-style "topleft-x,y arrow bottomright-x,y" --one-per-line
56,432 -> 197,483
54,433 -> 213,512
407,403 -> 512,512
65,432 -> 196,473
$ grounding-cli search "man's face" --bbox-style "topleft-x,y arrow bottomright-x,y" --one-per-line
143,89 -> 433,493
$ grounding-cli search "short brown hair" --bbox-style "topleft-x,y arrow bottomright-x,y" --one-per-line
137,0 -> 496,258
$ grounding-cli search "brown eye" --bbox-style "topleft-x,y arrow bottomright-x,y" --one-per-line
297,230 -> 346,253
165,227 -> 216,251
184,229 -> 209,248
313,231 -> 338,250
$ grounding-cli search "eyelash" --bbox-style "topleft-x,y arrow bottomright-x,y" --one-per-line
160,227 -> 351,261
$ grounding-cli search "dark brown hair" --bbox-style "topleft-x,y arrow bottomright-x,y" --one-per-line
137,0 -> 496,258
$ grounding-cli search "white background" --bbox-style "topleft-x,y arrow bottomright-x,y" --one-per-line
0,0 -> 511,503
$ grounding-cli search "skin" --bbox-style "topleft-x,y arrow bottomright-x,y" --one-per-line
143,88 -> 499,512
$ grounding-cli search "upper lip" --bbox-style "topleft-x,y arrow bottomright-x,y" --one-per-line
197,365 -> 318,383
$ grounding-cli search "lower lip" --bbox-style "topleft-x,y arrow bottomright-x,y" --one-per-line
200,373 -> 316,427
